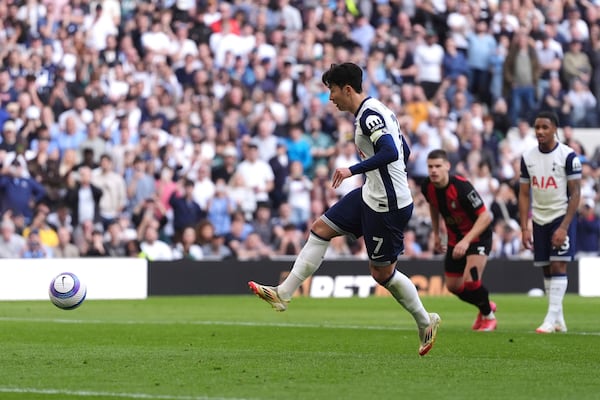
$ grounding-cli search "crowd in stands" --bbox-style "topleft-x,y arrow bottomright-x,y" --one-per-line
1,0 -> 600,262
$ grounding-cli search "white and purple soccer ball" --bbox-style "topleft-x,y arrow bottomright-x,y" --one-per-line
49,272 -> 87,310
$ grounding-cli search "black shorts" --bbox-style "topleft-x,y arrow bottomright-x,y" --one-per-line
444,238 -> 492,275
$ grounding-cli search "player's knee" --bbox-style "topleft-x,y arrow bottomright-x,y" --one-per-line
446,282 -> 463,294
371,264 -> 395,284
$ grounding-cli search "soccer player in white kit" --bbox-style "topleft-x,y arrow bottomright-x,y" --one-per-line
518,110 -> 582,333
249,63 -> 440,356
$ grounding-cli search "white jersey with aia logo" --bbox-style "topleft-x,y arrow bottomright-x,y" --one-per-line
519,142 -> 582,225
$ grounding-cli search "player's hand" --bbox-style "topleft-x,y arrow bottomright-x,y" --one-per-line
551,227 -> 567,249
452,239 -> 468,259
522,229 -> 533,250
331,167 -> 352,189
433,235 -> 447,254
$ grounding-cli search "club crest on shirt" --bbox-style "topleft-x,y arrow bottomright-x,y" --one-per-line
467,190 -> 483,208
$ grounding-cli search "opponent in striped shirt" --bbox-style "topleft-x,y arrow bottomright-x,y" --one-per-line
421,149 -> 497,331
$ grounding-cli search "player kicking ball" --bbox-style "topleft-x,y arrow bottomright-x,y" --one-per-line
248,62 -> 440,356
421,149 -> 497,331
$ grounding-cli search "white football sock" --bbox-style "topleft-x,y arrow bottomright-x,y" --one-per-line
277,233 -> 330,300
384,270 -> 430,328
544,276 -> 551,295
545,276 -> 568,324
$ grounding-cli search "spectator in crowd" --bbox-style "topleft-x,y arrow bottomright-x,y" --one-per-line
92,154 -> 127,229
268,140 -> 290,211
103,221 -> 127,257
22,209 -> 59,249
566,77 -> 597,127
125,156 -> 156,213
52,226 -> 80,258
503,29 -> 540,126
169,178 -> 205,242
414,29 -> 444,100
84,229 -> 108,257
235,140 -> 274,206
466,19 -> 496,106
0,159 -> 46,224
140,222 -> 173,261
211,144 -> 238,184
276,223 -> 303,256
236,231 -> 274,261
324,235 -> 353,259
206,178 -> 236,237
490,183 -> 520,228
0,218 -> 26,258
539,76 -> 571,127
497,220 -> 522,258
172,226 -> 204,260
576,198 -> 600,257
21,229 -> 52,258
283,160 -> 313,231
63,165 -> 103,229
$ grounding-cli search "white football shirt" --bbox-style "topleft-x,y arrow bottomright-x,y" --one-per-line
520,142 -> 582,225
353,97 -> 413,212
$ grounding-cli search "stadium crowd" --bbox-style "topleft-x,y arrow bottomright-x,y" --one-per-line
0,0 -> 600,261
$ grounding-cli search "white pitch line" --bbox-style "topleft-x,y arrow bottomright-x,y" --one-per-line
0,316 -> 599,335
0,387 -> 250,400
0,316 -> 406,331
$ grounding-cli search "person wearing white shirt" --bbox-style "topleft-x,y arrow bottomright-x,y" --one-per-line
140,224 -> 173,261
414,30 -> 445,100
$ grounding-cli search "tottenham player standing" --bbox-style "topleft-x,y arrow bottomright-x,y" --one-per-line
519,111 -> 582,333
248,63 -> 440,356
421,149 -> 497,331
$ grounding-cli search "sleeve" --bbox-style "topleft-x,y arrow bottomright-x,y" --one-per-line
349,109 -> 399,175
566,152 -> 582,179
457,178 -> 486,214
519,156 -> 530,182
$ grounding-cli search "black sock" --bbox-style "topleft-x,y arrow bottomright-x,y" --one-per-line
457,286 -> 492,315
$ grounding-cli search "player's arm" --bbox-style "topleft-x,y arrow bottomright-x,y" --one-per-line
517,157 -> 533,249
349,109 -> 399,175
429,203 -> 446,253
518,182 -> 532,249
462,209 -> 492,245
349,134 -> 398,175
552,176 -> 581,248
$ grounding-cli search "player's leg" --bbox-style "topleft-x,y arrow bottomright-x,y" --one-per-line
248,189 -> 362,311
535,218 -> 573,333
364,203 -> 440,355
445,251 -> 495,331
462,254 -> 496,331
537,261 -> 568,333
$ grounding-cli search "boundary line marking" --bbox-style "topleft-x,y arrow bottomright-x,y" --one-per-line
0,316 -> 599,335
0,387 -> 249,400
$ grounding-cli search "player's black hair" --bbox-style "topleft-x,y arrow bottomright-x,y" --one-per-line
427,149 -> 449,161
321,63 -> 363,93
535,110 -> 559,127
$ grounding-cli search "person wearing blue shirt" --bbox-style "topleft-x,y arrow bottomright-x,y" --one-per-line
0,161 -> 46,224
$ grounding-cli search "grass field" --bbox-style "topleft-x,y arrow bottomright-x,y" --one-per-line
0,294 -> 599,400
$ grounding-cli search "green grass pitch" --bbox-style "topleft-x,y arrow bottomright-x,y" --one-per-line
0,294 -> 599,400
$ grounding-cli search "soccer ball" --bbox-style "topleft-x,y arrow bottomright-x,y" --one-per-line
49,272 -> 87,310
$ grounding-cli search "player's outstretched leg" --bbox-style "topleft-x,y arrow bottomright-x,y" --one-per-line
248,281 -> 289,312
419,313 -> 441,356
